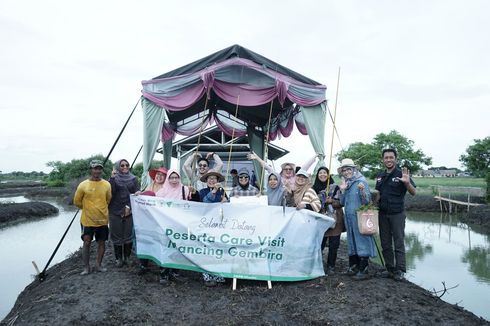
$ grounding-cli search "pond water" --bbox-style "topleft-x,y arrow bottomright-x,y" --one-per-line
0,197 -> 489,321
0,196 -> 81,320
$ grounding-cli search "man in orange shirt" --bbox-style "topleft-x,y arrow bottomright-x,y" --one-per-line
73,160 -> 112,275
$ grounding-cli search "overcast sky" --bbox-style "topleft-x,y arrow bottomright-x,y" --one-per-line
0,0 -> 488,174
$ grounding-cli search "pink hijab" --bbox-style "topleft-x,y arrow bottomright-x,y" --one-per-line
156,170 -> 190,200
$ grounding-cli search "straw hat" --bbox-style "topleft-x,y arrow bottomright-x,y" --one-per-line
337,158 -> 357,174
200,171 -> 225,182
149,167 -> 168,180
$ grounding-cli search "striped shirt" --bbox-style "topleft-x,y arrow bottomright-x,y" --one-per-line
300,188 -> 321,212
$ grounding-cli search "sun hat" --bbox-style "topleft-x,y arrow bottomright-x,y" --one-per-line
149,167 -> 168,180
200,171 -> 225,182
89,160 -> 104,168
295,168 -> 309,178
337,158 -> 357,174
141,190 -> 156,196
280,162 -> 296,172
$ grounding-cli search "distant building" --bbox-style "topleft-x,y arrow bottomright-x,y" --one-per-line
415,169 -> 457,177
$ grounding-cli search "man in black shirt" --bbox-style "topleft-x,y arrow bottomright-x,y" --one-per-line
375,149 -> 416,281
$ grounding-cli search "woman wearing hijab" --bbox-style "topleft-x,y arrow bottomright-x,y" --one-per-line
156,169 -> 199,201
229,167 -> 259,197
247,152 -> 318,191
313,167 -> 345,274
108,159 -> 139,267
267,172 -> 285,206
154,169 -> 198,284
143,167 -> 168,194
285,169 -> 321,212
338,158 -> 376,280
197,171 -> 228,286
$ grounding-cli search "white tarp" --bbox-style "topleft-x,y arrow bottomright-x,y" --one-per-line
131,195 -> 335,281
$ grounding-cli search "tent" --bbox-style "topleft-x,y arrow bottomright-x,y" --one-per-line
140,44 -> 327,188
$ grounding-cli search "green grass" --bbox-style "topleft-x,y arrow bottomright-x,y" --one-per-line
367,177 -> 486,195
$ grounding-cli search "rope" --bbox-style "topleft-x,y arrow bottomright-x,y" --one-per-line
224,95 -> 240,187
325,67 -> 341,193
258,101 -> 274,194
188,91 -> 210,187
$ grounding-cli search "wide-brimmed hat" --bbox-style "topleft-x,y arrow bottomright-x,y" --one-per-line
280,162 -> 296,172
149,167 -> 168,180
337,158 -> 357,174
200,171 -> 225,182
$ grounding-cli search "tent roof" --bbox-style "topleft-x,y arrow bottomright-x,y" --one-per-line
142,44 -> 326,131
153,44 -> 322,86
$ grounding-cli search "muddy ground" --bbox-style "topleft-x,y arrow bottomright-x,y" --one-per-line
2,241 -> 488,326
0,202 -> 58,225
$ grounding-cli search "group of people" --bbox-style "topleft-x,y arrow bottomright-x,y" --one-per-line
73,147 -> 415,285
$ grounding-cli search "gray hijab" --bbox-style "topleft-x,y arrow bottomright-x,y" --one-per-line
267,172 -> 285,206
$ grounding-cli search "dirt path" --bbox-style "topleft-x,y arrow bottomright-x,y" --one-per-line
3,242 -> 488,325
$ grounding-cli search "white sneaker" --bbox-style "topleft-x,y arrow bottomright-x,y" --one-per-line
80,268 -> 90,276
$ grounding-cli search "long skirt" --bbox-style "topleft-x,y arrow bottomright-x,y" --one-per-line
109,213 -> 134,246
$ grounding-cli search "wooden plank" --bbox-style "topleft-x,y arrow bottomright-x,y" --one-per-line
434,196 -> 483,207
432,186 -> 485,197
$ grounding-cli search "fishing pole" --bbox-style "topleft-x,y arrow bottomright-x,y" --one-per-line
37,97 -> 141,282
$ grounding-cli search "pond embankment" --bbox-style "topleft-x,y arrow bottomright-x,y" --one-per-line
2,242 -> 488,325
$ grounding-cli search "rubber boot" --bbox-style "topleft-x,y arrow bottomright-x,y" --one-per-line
123,242 -> 132,264
354,257 -> 369,280
159,268 -> 170,285
114,244 -> 123,267
346,255 -> 359,276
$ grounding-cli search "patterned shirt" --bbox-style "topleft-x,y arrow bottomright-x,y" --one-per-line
230,184 -> 260,197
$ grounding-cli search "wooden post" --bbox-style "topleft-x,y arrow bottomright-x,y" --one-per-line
232,278 -> 237,291
467,193 -> 471,213
438,187 -> 443,213
448,193 -> 452,214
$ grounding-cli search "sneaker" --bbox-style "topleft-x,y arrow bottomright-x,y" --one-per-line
393,270 -> 405,281
115,259 -> 123,268
95,266 -> 107,273
380,270 -> 394,279
353,269 -> 369,281
204,280 -> 217,287
159,273 -> 170,285
80,268 -> 90,276
138,265 -> 148,276
170,271 -> 188,283
345,265 -> 359,276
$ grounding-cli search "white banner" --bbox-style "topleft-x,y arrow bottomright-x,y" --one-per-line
131,195 -> 335,281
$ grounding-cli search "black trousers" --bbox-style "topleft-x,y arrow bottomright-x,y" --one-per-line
379,211 -> 406,272
321,234 -> 341,268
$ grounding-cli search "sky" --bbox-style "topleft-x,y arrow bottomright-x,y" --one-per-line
0,0 -> 489,174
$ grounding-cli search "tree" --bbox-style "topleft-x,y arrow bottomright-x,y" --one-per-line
460,137 -> 490,201
46,154 -> 113,186
337,130 -> 432,178
131,160 -> 163,180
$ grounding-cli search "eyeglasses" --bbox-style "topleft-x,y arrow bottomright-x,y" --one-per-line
198,164 -> 208,168
283,168 -> 293,171
120,164 -> 129,168
239,176 -> 249,179
168,176 -> 180,180
341,168 -> 352,173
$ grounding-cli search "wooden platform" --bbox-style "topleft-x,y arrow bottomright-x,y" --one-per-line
434,196 -> 482,207
433,185 -> 484,213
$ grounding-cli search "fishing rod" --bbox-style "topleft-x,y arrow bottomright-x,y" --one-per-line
37,97 -> 141,282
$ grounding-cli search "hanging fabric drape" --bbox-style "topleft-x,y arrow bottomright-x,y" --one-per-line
247,125 -> 266,189
300,102 -> 327,172
141,97 -> 166,190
